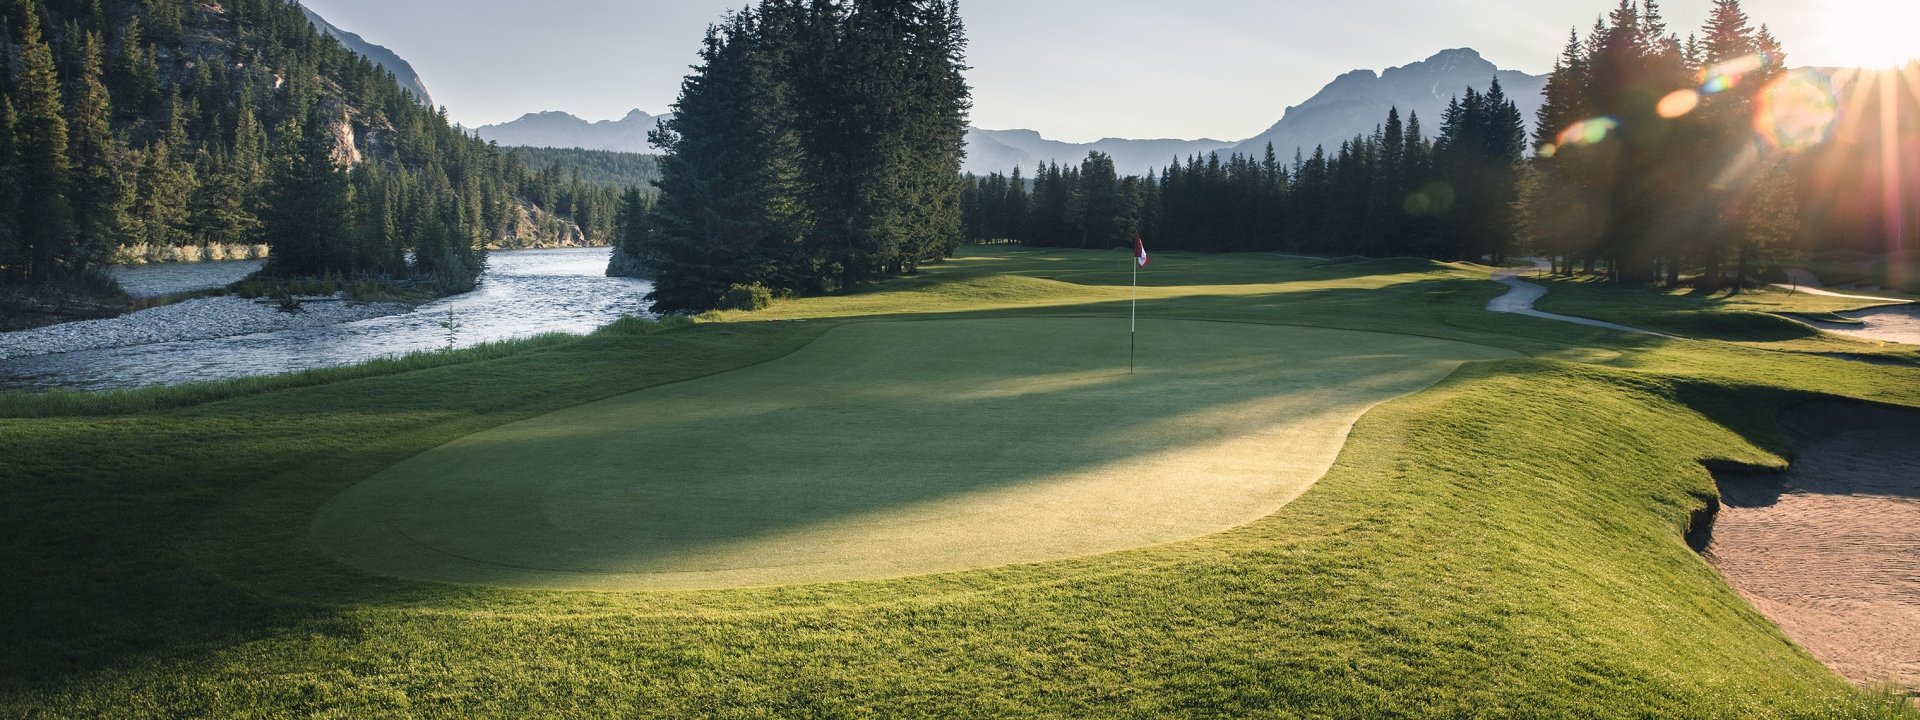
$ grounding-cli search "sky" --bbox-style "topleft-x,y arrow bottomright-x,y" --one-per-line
299,0 -> 1918,144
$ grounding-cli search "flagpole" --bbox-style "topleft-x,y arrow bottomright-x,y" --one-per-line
1130,252 -> 1137,375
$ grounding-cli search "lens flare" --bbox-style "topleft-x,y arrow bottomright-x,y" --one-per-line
1755,69 -> 1839,150
1700,54 -> 1770,95
1658,89 -> 1701,119
1556,117 -> 1620,148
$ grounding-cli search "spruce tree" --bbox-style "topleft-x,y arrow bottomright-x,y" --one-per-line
12,0 -> 74,281
261,108 -> 351,277
0,97 -> 20,279
189,148 -> 257,247
64,31 -> 126,269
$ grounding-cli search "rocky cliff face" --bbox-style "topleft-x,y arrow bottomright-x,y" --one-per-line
299,6 -> 435,107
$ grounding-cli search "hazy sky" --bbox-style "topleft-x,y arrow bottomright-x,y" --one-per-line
300,0 -> 1916,143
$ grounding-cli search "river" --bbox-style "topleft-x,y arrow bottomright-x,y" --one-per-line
0,248 -> 653,392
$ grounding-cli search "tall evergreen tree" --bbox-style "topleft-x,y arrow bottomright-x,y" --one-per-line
642,0 -> 971,311
260,108 -> 351,276
11,0 -> 74,281
0,97 -> 20,278
64,31 -> 126,269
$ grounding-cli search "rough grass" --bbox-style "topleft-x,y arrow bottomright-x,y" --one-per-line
2,248 -> 1918,718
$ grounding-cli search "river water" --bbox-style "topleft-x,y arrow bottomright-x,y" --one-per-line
0,248 -> 652,392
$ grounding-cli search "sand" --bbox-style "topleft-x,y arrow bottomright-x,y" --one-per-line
1702,400 -> 1920,690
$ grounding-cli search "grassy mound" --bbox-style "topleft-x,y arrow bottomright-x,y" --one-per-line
2,248 -> 1916,717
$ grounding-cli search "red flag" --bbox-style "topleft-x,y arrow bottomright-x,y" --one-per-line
1133,234 -> 1149,267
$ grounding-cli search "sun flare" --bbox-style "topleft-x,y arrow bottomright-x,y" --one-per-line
1811,0 -> 1920,69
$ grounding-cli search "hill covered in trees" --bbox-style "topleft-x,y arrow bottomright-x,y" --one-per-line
0,0 -> 618,307
504,146 -> 661,193
624,0 -> 971,313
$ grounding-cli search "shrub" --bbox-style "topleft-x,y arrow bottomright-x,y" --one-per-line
718,283 -> 774,311
599,314 -> 696,336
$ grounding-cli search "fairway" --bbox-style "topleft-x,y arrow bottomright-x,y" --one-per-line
314,317 -> 1510,590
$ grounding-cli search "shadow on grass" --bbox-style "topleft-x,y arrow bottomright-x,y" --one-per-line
313,316 -> 1508,588
0,273 -> 1666,692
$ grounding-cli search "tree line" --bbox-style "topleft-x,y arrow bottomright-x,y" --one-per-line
0,0 -> 623,294
969,0 -> 1868,292
625,0 -> 971,313
963,80 -> 1527,262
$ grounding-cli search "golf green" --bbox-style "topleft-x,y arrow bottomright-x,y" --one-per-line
312,318 -> 1512,590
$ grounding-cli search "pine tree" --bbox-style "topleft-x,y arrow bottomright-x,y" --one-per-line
0,97 -> 21,279
64,31 -> 127,269
189,148 -> 257,247
12,0 -> 74,281
260,108 -> 351,276
1067,151 -> 1129,249
109,17 -> 158,118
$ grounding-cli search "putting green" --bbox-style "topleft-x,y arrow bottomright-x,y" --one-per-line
313,318 -> 1512,590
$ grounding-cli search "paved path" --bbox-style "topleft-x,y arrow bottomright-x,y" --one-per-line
1488,265 -> 1678,338
1770,284 -> 1910,303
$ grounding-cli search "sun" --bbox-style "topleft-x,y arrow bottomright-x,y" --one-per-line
1809,0 -> 1920,69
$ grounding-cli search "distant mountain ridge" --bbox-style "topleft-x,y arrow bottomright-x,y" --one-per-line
471,48 -> 1547,177
473,110 -> 673,153
299,6 -> 434,107
963,129 -> 1234,177
1232,48 -> 1547,158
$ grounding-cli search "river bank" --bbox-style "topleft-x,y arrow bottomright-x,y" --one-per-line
0,247 -> 653,391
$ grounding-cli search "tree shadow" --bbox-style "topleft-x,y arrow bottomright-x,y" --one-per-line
0,274 -> 1658,694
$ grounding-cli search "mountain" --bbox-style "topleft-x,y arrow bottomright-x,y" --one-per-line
963,129 -> 1233,177
473,110 -> 672,153
299,6 -> 434,107
476,48 -> 1547,178
1232,48 -> 1547,158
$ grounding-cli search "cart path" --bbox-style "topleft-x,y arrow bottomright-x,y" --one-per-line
1487,265 -> 1678,339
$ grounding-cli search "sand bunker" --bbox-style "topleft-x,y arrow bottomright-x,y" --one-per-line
1700,400 -> 1920,690
1794,305 -> 1920,346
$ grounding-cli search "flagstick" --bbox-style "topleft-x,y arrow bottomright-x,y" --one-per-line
1130,254 -> 1137,375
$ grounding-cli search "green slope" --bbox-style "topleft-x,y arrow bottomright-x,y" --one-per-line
2,249 -> 1915,718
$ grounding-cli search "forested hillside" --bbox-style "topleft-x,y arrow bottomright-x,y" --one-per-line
505,146 -> 660,192
0,0 -> 617,298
